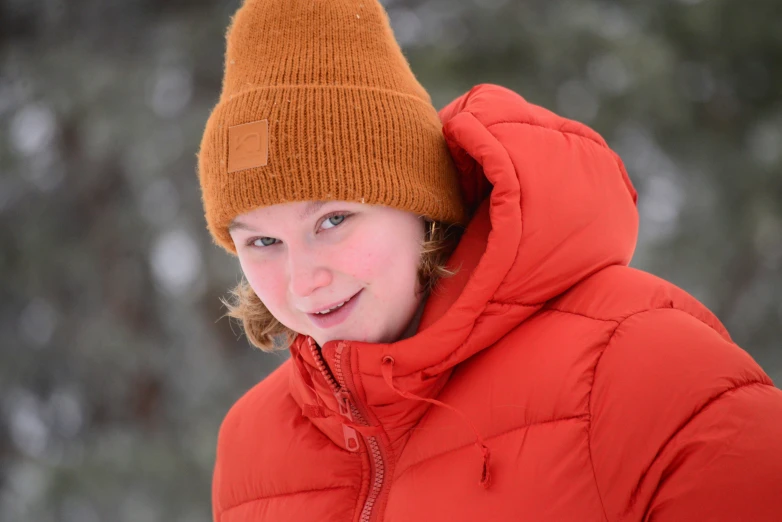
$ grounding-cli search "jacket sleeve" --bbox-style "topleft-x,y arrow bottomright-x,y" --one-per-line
588,307 -> 782,521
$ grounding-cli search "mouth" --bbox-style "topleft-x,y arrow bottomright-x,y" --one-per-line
306,290 -> 362,329
311,295 -> 356,315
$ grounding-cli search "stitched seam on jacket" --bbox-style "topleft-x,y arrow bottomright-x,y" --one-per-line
486,120 -> 607,150
485,120 -> 625,182
629,380 -> 770,519
218,485 -> 357,518
546,307 -> 621,324
584,309 -> 646,522
486,299 -> 541,307
395,413 -> 588,478
549,304 -> 730,338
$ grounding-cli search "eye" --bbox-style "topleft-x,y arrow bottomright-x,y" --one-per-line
320,214 -> 346,230
251,237 -> 280,247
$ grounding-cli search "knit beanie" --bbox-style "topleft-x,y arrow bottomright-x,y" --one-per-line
198,0 -> 466,253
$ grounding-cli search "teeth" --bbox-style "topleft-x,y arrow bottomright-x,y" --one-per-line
315,297 -> 350,315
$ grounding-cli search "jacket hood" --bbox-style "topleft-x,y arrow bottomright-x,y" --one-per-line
289,83 -> 638,446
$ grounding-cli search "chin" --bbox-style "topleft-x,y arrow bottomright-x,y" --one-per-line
316,327 -> 384,346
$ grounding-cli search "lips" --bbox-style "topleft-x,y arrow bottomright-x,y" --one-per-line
306,290 -> 362,329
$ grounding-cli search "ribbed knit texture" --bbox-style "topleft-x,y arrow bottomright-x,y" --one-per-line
198,0 -> 465,253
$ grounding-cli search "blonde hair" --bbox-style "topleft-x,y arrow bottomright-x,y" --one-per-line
221,219 -> 462,352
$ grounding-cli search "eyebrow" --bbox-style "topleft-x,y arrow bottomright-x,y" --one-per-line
227,201 -> 328,232
299,200 -> 326,220
227,220 -> 255,232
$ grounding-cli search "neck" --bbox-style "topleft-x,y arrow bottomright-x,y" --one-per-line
399,292 -> 429,342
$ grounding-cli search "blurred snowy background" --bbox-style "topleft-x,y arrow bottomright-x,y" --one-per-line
1,0 -> 780,520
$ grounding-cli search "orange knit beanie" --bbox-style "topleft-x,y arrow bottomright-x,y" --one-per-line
198,0 -> 466,253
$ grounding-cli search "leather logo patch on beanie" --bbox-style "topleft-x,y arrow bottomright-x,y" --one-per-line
227,120 -> 268,173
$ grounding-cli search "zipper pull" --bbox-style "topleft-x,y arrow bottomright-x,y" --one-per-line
335,390 -> 360,452
342,424 -> 360,452
336,390 -> 353,420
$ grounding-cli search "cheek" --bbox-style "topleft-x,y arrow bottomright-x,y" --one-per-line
341,230 -> 420,286
240,257 -> 287,309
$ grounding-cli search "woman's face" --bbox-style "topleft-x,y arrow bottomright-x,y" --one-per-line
229,201 -> 426,347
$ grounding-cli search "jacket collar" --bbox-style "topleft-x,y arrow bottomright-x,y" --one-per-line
289,84 -> 639,447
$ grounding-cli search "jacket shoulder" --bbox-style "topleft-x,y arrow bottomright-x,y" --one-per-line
554,266 -> 781,520
547,264 -> 730,339
212,359 -> 360,520
217,358 -> 297,448
588,303 -> 779,520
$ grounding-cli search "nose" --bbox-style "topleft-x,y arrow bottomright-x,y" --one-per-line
286,243 -> 332,298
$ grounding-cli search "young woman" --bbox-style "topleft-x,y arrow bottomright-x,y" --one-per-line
198,1 -> 782,520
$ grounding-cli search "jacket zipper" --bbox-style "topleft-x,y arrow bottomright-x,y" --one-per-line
308,340 -> 386,522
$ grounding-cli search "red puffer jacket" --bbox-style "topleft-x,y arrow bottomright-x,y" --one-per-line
211,84 -> 782,521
